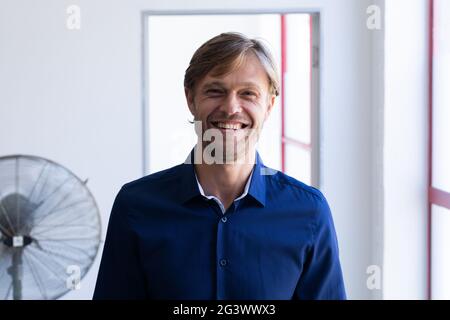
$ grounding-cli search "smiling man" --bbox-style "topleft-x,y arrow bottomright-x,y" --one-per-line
93,32 -> 346,300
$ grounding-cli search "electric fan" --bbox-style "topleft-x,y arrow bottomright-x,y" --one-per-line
0,155 -> 101,299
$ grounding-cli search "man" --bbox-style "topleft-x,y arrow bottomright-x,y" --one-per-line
93,32 -> 346,300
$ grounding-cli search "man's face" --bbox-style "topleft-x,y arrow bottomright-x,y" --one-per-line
186,52 -> 276,163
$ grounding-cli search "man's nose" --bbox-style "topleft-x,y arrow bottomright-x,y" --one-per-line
220,92 -> 242,115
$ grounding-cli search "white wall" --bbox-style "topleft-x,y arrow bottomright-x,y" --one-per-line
383,0 -> 429,299
0,0 -> 144,299
318,0 -> 374,299
370,0 -> 385,301
0,0 -> 379,299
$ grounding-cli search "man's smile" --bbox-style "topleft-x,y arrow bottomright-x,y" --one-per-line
210,120 -> 250,131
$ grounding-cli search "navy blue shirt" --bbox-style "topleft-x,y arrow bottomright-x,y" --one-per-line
93,151 -> 346,300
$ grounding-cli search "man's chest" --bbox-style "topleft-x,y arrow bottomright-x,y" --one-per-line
131,206 -> 314,299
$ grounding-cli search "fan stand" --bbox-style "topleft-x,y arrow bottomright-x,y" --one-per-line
5,234 -> 32,300
8,248 -> 23,300
2,192 -> 34,300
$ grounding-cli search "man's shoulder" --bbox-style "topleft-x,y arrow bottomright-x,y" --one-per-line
264,169 -> 334,230
264,167 -> 326,203
120,163 -> 186,195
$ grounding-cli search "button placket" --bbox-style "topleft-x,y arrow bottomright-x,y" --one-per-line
216,212 -> 226,299
214,198 -> 239,299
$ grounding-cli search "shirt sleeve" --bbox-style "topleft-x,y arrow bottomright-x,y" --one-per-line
293,194 -> 346,300
93,188 -> 148,299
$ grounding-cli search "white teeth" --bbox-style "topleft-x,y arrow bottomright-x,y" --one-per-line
216,122 -> 243,130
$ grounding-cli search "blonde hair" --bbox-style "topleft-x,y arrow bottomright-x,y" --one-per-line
184,32 -> 280,96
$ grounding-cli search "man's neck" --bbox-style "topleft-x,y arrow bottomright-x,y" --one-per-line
194,151 -> 256,211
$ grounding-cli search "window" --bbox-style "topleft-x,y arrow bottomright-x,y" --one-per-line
281,14 -> 319,186
144,13 -> 320,186
430,0 -> 450,300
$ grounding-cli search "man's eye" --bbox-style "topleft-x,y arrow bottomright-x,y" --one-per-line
206,89 -> 223,95
242,91 -> 257,97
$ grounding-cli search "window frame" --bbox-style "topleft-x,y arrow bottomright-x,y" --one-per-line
280,13 -> 320,187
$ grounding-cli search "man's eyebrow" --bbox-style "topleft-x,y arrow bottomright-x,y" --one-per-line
201,81 -> 262,91
238,82 -> 263,91
202,81 -> 225,89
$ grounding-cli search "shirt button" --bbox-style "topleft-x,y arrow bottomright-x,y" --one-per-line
220,259 -> 227,267
221,217 -> 227,223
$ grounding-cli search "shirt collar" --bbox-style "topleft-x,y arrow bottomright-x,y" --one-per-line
176,147 -> 266,207
247,152 -> 267,206
194,165 -> 254,201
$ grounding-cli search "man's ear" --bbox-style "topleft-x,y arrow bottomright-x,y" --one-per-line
264,94 -> 276,121
185,88 -> 195,116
